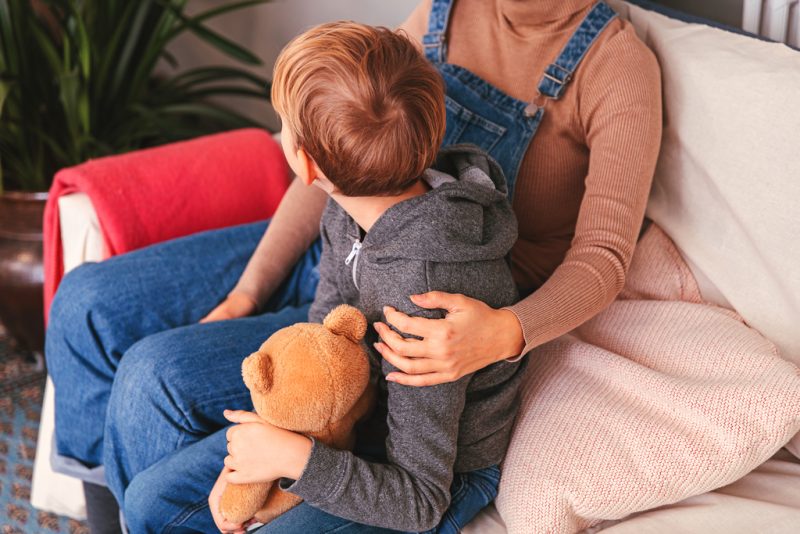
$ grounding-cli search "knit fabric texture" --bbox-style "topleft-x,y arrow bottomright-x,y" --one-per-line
495,224 -> 800,533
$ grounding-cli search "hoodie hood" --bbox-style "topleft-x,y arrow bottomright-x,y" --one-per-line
361,144 -> 518,264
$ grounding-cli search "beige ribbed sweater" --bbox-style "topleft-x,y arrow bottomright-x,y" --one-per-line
401,0 -> 662,353
235,0 -> 662,355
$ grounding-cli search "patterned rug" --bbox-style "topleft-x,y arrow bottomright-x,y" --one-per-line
0,323 -> 89,533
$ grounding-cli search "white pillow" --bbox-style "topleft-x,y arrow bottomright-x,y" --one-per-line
609,0 -> 800,367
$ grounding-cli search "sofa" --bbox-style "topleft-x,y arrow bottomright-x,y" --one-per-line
33,1 -> 800,532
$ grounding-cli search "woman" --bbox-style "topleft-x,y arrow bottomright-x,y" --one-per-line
45,0 -> 661,532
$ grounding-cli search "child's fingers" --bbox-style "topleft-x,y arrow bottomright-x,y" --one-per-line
223,409 -> 263,424
225,469 -> 254,485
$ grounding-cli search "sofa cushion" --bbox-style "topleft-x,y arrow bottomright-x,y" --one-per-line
611,0 -> 800,368
494,4 -> 800,530
496,225 -> 800,533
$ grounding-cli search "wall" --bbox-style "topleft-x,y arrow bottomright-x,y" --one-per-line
168,0 -> 419,129
169,0 -> 744,128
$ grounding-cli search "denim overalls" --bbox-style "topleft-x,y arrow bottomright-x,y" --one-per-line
425,0 -> 618,201
414,1 -> 619,533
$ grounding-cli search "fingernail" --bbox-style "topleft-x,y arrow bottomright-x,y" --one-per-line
386,374 -> 397,382
383,306 -> 390,315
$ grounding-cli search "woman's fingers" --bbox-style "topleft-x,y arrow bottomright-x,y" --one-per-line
383,306 -> 438,338
386,371 -> 456,387
376,342 -> 440,375
373,322 -> 431,358
410,291 -> 468,312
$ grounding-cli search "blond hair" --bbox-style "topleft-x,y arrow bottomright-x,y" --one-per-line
272,21 -> 446,196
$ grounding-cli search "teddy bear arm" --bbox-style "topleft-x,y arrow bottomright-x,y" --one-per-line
220,480 -> 273,525
254,484 -> 303,524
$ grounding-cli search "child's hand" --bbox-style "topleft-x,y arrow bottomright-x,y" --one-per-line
223,410 -> 313,484
200,292 -> 258,323
209,466 -> 255,533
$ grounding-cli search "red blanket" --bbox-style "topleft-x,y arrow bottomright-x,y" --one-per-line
44,128 -> 290,320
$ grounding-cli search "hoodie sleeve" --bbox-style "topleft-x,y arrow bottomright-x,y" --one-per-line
307,217 -> 342,324
281,266 -> 470,532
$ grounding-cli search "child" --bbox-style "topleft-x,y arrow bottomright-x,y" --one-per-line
216,21 -> 526,533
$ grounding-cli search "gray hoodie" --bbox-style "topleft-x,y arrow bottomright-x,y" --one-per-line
283,145 -> 526,531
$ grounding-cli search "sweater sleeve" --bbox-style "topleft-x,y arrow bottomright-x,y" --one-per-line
506,31 -> 663,355
231,177 -> 328,308
281,271 -> 469,532
397,0 -> 431,43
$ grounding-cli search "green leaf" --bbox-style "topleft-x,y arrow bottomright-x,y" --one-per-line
164,2 -> 263,65
164,66 -> 269,91
186,23 -> 262,65
110,1 -> 153,97
30,23 -> 63,74
187,0 -> 270,26
73,6 -> 91,78
0,79 -> 9,117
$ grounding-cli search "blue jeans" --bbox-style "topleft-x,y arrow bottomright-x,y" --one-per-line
46,221 -> 322,531
254,465 -> 501,534
46,220 -> 499,532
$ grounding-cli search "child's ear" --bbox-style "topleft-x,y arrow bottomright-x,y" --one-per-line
296,147 -> 319,186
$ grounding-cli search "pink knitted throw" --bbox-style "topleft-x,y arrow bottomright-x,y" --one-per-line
497,225 -> 800,533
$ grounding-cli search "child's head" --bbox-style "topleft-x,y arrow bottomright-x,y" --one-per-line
272,21 -> 445,197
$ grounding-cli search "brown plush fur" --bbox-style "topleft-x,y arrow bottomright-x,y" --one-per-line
219,305 -> 375,525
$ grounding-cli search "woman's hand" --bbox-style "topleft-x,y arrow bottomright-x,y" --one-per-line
373,292 -> 525,387
200,292 -> 258,323
209,466 -> 255,533
223,410 -> 312,484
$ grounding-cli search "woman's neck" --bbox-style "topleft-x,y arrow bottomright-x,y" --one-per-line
497,0 -> 595,35
331,179 -> 430,234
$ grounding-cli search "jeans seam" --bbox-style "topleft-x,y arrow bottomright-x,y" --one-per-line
322,520 -> 361,533
181,390 -> 251,434
163,500 -> 209,534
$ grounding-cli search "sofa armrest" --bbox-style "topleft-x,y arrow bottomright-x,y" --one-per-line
58,193 -> 106,271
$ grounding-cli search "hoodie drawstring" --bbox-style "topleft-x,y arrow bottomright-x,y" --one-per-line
344,240 -> 362,289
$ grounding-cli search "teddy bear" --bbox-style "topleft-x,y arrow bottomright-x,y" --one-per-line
219,304 -> 375,525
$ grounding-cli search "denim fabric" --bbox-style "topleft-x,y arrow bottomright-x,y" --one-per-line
251,465 -> 502,534
425,0 -> 617,199
45,221 -> 322,502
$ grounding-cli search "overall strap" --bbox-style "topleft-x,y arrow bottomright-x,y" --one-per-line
537,1 -> 618,100
423,0 -> 456,63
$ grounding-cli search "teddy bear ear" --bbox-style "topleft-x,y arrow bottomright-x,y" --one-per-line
242,351 -> 273,394
323,305 -> 367,343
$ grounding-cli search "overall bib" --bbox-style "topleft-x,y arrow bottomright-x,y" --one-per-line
424,0 -> 618,201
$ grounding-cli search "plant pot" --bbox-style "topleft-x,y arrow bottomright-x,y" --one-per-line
0,191 -> 47,353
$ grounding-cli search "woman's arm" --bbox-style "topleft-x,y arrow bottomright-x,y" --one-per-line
201,177 -> 328,322
375,30 -> 663,385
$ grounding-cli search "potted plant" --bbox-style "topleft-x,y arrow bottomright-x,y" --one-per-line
0,0 -> 272,353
